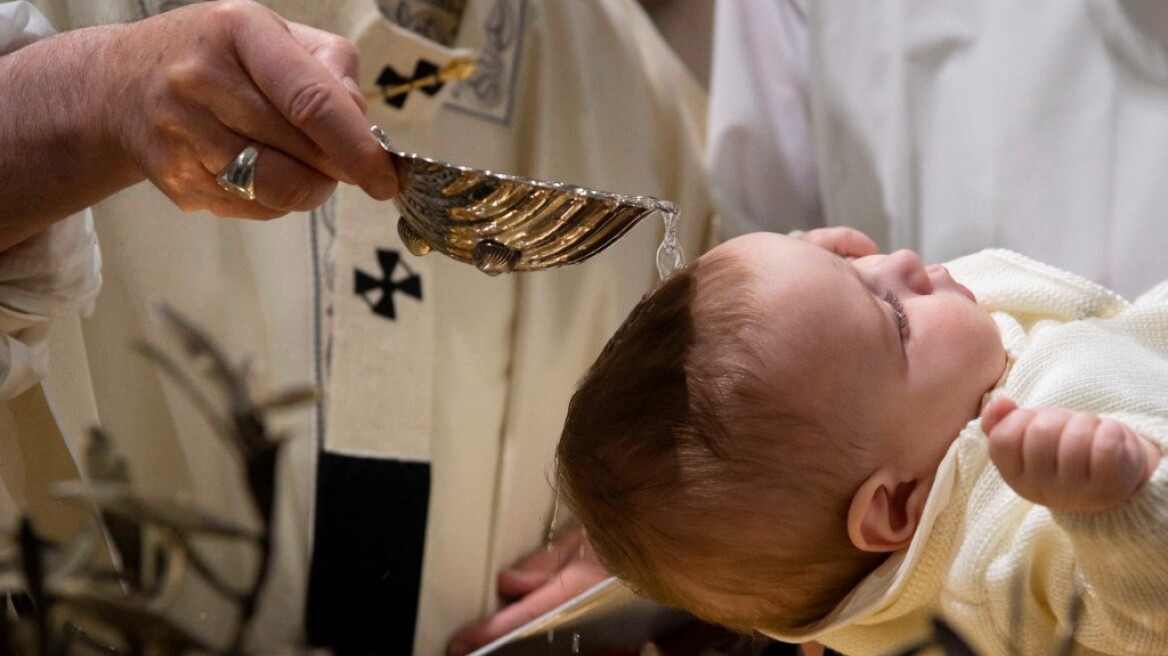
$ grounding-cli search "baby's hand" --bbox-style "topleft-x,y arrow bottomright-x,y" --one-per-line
981,397 -> 1161,513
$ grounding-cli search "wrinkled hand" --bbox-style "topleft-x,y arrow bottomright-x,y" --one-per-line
446,521 -> 611,656
981,397 -> 1161,513
794,227 -> 879,259
110,0 -> 396,217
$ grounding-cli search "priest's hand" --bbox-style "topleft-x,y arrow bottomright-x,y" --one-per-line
445,521 -> 610,656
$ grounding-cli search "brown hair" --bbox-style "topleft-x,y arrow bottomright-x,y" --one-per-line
556,252 -> 887,634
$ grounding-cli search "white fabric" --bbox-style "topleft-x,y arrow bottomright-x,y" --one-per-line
764,250 -> 1168,656
23,1 -> 715,653
709,0 -> 1168,299
707,0 -> 818,240
0,1 -> 53,51
0,215 -> 101,400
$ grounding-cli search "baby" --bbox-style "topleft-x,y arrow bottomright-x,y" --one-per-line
556,230 -> 1168,655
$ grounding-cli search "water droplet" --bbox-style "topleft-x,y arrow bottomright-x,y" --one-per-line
572,632 -> 581,654
545,494 -> 561,553
656,208 -> 685,279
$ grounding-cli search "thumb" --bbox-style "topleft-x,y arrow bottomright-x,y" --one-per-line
980,396 -> 1017,434
497,525 -> 586,600
497,566 -> 550,600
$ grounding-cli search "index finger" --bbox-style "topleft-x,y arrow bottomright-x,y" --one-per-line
233,8 -> 397,199
287,22 -> 368,113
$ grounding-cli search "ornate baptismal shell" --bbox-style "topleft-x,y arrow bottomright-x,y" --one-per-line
373,126 -> 675,275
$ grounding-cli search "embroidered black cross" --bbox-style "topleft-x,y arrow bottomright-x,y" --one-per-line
376,60 -> 446,109
354,249 -> 423,320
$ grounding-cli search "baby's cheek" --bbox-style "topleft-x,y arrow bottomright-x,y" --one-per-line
954,308 -> 1006,386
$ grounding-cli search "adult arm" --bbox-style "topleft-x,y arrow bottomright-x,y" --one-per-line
0,0 -> 397,251
0,2 -> 99,399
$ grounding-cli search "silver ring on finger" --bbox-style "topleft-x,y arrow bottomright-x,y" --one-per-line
217,143 -> 262,201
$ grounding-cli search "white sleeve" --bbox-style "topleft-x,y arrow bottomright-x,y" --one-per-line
1049,448 -> 1168,653
706,0 -> 822,239
0,1 -> 55,51
0,2 -> 103,400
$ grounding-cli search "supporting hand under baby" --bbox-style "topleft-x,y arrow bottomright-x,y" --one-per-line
981,397 -> 1162,513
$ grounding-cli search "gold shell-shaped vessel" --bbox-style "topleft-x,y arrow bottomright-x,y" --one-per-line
373,126 -> 674,275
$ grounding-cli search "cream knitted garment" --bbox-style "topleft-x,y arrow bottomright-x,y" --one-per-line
766,249 -> 1168,655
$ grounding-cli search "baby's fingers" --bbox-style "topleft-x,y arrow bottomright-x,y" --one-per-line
989,406 -> 1073,505
991,408 -> 1151,512
1052,411 -> 1094,478
1084,419 -> 1152,505
984,401 -> 1032,482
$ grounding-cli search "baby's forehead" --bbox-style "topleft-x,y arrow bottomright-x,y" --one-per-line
707,232 -> 797,262
695,244 -> 871,380
706,233 -> 852,280
697,238 -> 852,320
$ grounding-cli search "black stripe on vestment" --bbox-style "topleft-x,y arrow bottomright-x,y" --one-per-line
306,453 -> 430,655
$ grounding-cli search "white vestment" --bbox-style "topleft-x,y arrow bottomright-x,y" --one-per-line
709,0 -> 1168,299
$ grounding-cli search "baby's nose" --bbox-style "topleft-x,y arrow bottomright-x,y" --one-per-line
885,249 -> 933,295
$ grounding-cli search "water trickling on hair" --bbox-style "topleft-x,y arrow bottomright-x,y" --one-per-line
655,201 -> 684,279
544,494 -> 560,553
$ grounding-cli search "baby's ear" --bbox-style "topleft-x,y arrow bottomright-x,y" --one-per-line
846,469 -> 932,553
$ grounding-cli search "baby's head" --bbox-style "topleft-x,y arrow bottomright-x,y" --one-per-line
557,233 -> 1005,634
